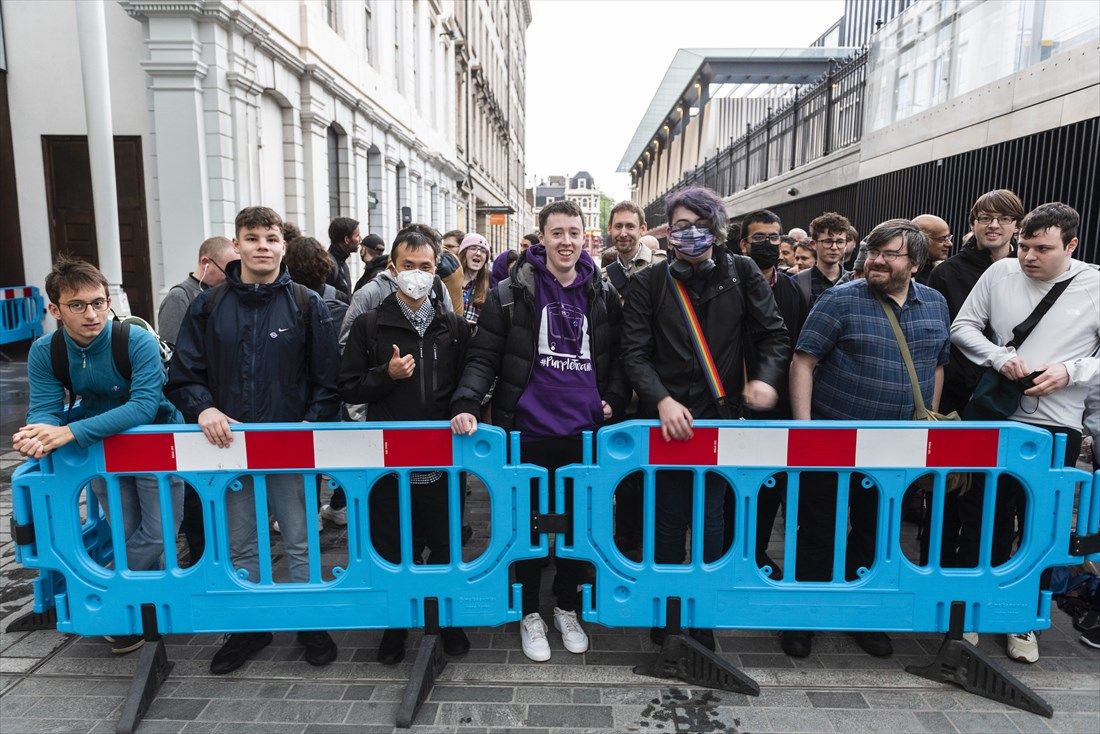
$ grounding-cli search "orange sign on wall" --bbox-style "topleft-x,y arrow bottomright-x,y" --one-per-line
489,213 -> 507,226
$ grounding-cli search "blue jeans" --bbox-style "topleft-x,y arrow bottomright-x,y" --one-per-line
654,471 -> 728,564
90,475 -> 184,571
226,473 -> 310,583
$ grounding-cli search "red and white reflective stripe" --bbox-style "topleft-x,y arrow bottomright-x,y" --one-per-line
647,426 -> 1000,468
1,287 -> 34,300
102,428 -> 454,473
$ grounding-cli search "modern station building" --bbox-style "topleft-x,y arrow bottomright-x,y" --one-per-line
621,0 -> 1099,263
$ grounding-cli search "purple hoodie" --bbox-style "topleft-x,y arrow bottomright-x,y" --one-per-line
490,250 -> 515,289
513,246 -> 603,439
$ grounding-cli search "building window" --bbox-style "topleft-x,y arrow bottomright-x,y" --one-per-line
364,1 -> 374,65
327,126 -> 342,219
323,0 -> 338,32
411,0 -> 420,109
394,2 -> 404,93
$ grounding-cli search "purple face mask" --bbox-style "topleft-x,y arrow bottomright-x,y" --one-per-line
668,226 -> 716,257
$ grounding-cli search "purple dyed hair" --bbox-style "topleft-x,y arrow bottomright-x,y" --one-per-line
665,186 -> 728,241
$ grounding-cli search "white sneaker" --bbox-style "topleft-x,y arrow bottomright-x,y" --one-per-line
963,632 -> 979,646
1006,631 -> 1039,663
519,612 -> 551,662
320,504 -> 348,526
553,607 -> 589,654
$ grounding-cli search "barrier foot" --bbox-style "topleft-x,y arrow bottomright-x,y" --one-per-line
905,602 -> 1052,718
115,604 -> 174,734
5,608 -> 57,633
634,633 -> 760,696
395,598 -> 447,729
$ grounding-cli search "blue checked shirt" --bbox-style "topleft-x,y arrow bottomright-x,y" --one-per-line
796,279 -> 951,421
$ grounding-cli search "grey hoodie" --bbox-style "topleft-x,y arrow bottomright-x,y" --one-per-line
338,269 -> 454,350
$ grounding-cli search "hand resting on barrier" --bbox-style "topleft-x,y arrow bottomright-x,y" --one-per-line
12,423 -> 74,458
197,407 -> 239,448
451,412 -> 478,435
657,396 -> 693,441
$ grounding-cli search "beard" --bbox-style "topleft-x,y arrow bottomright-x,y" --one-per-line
866,266 -> 911,296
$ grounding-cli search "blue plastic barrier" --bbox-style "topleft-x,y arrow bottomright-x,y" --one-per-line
557,420 -> 1092,634
0,285 -> 45,346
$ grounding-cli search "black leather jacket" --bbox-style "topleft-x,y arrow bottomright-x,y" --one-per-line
621,247 -> 790,418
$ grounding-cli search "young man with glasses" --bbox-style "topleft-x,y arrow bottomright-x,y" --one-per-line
785,219 -> 951,660
912,214 -> 953,285
795,212 -> 851,305
951,202 -> 1100,663
15,256 -> 185,655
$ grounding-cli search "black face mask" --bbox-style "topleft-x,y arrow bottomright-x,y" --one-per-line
749,242 -> 780,270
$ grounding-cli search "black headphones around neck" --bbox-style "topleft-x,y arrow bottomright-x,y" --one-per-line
669,256 -> 717,282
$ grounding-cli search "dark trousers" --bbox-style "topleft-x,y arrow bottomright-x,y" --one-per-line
953,423 -> 1082,568
179,485 -> 204,566
516,437 -> 584,615
794,472 -> 878,582
654,471 -> 728,565
756,476 -> 785,578
614,472 -> 643,553
370,474 -> 451,565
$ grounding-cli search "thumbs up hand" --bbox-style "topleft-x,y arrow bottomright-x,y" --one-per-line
387,344 -> 416,380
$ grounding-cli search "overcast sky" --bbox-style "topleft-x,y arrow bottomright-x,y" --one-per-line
525,0 -> 844,202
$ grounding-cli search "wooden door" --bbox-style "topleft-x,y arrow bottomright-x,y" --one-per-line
42,136 -> 153,319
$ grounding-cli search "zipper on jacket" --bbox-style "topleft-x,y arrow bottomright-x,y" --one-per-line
418,341 -> 427,407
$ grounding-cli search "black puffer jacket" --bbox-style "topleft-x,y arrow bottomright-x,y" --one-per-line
167,261 -> 340,423
927,242 -> 1010,414
621,247 -> 790,418
338,293 -> 470,421
450,255 -> 629,432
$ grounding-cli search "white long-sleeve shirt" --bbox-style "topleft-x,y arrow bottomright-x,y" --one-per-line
951,257 -> 1100,430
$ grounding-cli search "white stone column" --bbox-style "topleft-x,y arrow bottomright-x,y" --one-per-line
383,156 -> 399,246
142,14 -> 211,302
300,110 -> 331,238
75,0 -> 127,313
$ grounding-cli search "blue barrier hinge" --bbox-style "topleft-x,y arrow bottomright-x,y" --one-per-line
9,515 -> 34,546
531,512 -> 570,535
1069,532 -> 1100,556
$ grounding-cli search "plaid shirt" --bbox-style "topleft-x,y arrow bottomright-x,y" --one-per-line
461,281 -> 481,325
796,279 -> 951,421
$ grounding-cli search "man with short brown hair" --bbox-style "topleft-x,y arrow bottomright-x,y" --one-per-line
603,200 -> 653,297
795,212 -> 851,304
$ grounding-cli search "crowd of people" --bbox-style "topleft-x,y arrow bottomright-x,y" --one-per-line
11,184 -> 1099,676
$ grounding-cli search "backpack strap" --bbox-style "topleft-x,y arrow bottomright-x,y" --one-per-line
605,260 -> 629,293
795,268 -> 812,304
496,277 -> 514,330
112,321 -> 132,382
50,329 -> 76,418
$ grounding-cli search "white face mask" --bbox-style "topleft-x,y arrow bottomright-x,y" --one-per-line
395,269 -> 433,301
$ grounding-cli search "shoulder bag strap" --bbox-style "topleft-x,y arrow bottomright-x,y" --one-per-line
666,268 -> 728,412
1007,274 -> 1077,348
876,296 -> 929,418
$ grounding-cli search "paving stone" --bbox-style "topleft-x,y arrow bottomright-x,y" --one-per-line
0,718 -> 94,733
179,723 -> 219,733
300,727 -> 400,734
284,683 -> 347,700
339,684 -> 374,700
598,686 -> 667,704
946,711 -> 1018,732
571,687 -> 600,703
1006,712 -> 1055,733
807,690 -> 870,709
90,719 -> 186,734
1,693 -> 40,718
255,699 -> 353,724
738,652 -> 795,669
428,684 -> 513,702
210,724 -> 303,734
750,689 -> 813,708
861,690 -> 929,709
195,699 -> 267,722
911,711 -> 958,733
435,702 -> 527,726
170,680 -> 266,699
144,697 -> 211,721
1046,712 -> 1100,733
2,631 -> 72,658
821,709 -> 927,732
764,707 -> 838,732
525,703 -> 612,727
25,695 -> 122,720
343,700 -> 404,724
0,656 -> 39,673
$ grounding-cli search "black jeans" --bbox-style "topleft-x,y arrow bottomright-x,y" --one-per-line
369,474 -> 451,565
794,471 -> 878,582
516,437 -> 585,615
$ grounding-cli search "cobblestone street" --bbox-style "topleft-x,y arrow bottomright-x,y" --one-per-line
2,361 -> 1099,733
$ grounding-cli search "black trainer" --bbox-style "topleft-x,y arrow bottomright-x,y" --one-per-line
848,631 -> 893,657
297,631 -> 338,666
779,630 -> 813,658
440,627 -> 470,656
210,632 -> 273,675
377,629 -> 408,665
649,627 -> 667,647
110,635 -> 145,655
